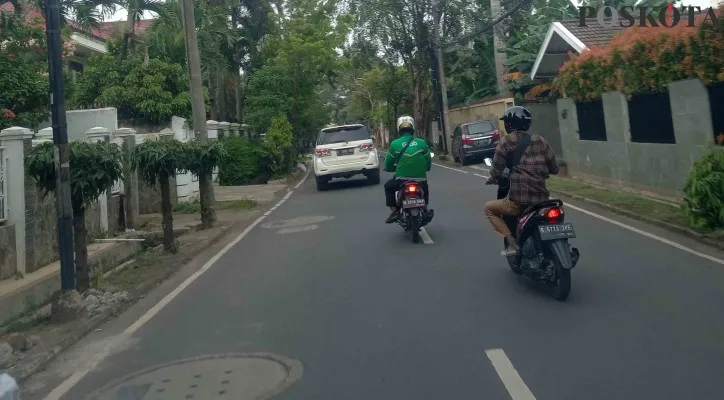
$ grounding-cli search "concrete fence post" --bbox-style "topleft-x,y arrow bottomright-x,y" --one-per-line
230,123 -> 240,137
115,128 -> 139,230
206,120 -> 219,140
34,127 -> 53,146
0,126 -> 34,276
85,127 -> 111,234
219,121 -> 230,138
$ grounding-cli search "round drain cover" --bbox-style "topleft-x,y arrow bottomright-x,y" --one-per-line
85,353 -> 302,400
261,216 -> 333,229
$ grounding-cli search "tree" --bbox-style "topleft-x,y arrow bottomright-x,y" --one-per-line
26,141 -> 123,291
131,139 -> 187,252
183,140 -> 226,226
71,54 -> 199,123
117,0 -> 163,61
263,114 -> 294,177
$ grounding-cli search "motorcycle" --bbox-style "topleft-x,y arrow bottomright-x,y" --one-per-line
394,153 -> 435,243
484,158 -> 580,301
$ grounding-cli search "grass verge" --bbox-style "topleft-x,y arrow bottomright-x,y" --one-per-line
547,176 -> 723,241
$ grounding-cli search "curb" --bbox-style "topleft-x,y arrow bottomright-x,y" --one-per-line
549,188 -> 724,251
11,213 -> 261,383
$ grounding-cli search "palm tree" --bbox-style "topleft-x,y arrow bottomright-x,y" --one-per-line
117,0 -> 162,61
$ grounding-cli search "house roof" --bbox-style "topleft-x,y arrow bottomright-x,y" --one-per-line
1,1 -> 153,42
530,18 -> 624,80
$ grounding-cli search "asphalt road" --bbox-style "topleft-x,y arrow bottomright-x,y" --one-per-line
24,159 -> 724,400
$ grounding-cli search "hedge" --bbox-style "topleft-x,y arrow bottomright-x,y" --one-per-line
557,6 -> 724,101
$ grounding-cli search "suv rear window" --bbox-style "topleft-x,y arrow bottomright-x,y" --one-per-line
317,126 -> 370,145
467,121 -> 495,135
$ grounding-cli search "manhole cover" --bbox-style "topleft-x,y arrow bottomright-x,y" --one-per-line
84,353 -> 302,400
261,216 -> 334,229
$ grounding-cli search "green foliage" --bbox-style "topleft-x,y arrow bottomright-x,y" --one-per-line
0,12 -> 50,130
558,6 -> 724,100
683,148 -> 724,230
244,65 -> 294,134
25,141 -> 124,208
184,140 -> 226,177
263,115 -> 295,175
71,55 -> 206,123
218,137 -> 266,185
131,139 -> 187,187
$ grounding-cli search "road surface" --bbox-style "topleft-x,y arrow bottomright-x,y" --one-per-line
24,159 -> 724,400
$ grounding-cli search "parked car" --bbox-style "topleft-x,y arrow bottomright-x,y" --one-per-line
451,120 -> 500,166
313,124 -> 380,190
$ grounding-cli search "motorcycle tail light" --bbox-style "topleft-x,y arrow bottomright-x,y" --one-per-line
406,184 -> 418,193
544,207 -> 562,224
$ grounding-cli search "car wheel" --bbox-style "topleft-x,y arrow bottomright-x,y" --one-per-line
316,177 -> 329,191
368,171 -> 381,185
460,155 -> 469,166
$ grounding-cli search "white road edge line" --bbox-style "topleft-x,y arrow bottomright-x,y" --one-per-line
43,168 -> 313,400
486,348 -> 537,400
419,227 -> 434,244
460,167 -> 724,265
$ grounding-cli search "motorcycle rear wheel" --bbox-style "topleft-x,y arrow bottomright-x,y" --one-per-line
551,262 -> 571,301
409,215 -> 421,243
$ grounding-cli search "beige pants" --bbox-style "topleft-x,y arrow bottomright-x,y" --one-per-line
485,198 -> 522,237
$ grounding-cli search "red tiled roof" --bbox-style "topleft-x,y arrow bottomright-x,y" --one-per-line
1,1 -> 154,42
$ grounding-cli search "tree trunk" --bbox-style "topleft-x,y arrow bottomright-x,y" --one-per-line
159,172 -> 177,253
199,173 -> 216,228
180,0 -> 216,228
72,204 -> 89,292
217,67 -> 227,121
119,17 -> 135,62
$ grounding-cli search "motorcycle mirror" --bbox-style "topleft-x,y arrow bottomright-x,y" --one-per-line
430,152 -> 435,158
483,158 -> 493,166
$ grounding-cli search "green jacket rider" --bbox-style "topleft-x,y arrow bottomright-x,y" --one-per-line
382,115 -> 433,223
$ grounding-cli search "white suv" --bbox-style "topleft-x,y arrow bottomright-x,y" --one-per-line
313,124 -> 380,191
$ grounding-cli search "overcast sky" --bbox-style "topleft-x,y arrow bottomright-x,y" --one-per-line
107,0 -> 720,21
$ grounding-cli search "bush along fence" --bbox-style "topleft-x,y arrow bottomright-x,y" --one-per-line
0,118 -> 247,284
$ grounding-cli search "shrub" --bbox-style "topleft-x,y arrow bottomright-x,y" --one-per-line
683,147 -> 724,230
557,6 -> 724,100
263,115 -> 295,177
218,137 -> 265,185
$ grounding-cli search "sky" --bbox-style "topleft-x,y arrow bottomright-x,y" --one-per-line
107,0 -> 721,21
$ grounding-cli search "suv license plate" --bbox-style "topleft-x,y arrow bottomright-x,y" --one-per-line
402,198 -> 426,208
538,223 -> 576,241
337,148 -> 354,156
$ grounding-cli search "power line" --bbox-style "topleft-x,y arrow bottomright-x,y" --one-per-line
439,0 -> 535,48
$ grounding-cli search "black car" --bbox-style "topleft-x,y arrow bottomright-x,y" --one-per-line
451,120 -> 500,166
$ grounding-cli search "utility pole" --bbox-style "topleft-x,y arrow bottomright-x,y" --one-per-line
45,0 -> 75,291
431,0 -> 451,154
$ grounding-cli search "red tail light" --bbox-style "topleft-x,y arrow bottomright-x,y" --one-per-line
545,207 -> 562,224
315,148 -> 330,157
462,135 -> 473,145
360,143 -> 374,152
491,129 -> 500,140
406,184 -> 419,193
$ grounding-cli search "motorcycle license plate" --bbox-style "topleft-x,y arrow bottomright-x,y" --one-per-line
402,198 -> 426,208
538,223 -> 576,241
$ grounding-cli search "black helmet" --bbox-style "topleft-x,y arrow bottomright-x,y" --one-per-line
500,106 -> 532,133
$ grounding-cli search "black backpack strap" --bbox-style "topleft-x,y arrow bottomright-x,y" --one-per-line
392,135 -> 416,170
508,133 -> 532,171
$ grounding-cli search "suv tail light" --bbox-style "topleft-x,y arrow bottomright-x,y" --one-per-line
491,129 -> 500,140
315,148 -> 330,157
462,135 -> 473,145
360,143 -> 374,152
